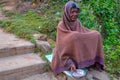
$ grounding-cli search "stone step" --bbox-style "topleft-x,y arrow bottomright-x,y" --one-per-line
22,72 -> 58,80
0,53 -> 46,80
22,70 -> 112,80
0,29 -> 35,58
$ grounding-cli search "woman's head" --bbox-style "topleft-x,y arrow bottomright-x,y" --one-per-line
61,1 -> 81,31
63,1 -> 80,22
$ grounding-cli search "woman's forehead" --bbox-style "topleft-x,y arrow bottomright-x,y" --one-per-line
71,8 -> 79,11
65,1 -> 80,12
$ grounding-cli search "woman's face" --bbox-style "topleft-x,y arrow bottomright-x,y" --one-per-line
70,8 -> 79,22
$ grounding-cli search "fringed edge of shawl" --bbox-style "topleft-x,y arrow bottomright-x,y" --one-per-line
53,56 -> 104,75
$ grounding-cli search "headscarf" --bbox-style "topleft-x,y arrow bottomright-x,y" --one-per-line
62,1 -> 80,31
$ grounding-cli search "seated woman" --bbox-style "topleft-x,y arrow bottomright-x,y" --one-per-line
51,1 -> 104,75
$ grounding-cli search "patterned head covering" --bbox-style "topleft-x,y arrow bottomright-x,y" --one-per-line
63,1 -> 80,22
62,1 -> 80,30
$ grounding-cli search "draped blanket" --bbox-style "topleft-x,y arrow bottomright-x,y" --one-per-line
51,1 -> 104,75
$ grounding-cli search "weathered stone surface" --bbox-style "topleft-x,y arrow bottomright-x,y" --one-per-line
55,69 -> 111,80
0,28 -> 35,58
113,78 -> 118,80
0,53 -> 46,80
36,40 -> 52,54
2,0 -> 16,11
87,69 -> 110,80
20,67 -> 112,80
22,72 -> 57,80
55,73 -> 67,80
86,73 -> 94,80
33,33 -> 48,41
67,77 -> 86,80
16,1 -> 32,13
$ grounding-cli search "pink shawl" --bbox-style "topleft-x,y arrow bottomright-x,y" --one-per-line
51,1 -> 104,74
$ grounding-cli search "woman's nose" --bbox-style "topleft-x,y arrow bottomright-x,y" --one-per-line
73,12 -> 78,15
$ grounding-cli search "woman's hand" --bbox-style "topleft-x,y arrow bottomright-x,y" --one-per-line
70,64 -> 76,72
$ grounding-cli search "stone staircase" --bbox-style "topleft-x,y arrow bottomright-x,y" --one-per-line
0,28 -> 113,80
0,28 -> 47,80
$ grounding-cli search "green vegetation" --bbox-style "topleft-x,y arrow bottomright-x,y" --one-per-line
0,11 -> 42,43
0,0 -> 120,79
0,0 -> 7,7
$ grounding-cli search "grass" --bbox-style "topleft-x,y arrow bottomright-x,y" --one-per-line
0,1 -> 120,79
0,1 -> 63,41
0,11 -> 45,43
